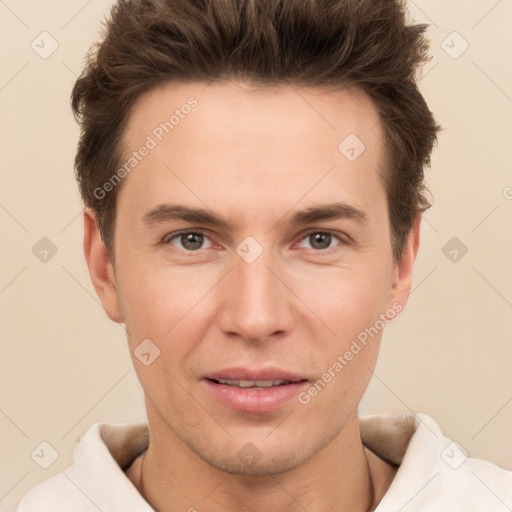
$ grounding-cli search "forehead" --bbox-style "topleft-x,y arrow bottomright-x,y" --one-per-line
118,80 -> 386,226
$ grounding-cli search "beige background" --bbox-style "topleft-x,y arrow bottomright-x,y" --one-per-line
1,0 -> 511,510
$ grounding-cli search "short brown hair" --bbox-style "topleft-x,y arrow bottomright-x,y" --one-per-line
71,0 -> 440,263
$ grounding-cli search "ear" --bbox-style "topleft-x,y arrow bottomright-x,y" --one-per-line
386,214 -> 421,313
83,207 -> 124,323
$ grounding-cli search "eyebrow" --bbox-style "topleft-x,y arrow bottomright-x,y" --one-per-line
142,204 -> 231,229
141,202 -> 367,230
290,202 -> 367,225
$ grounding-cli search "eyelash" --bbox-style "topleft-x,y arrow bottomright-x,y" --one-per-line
161,229 -> 348,255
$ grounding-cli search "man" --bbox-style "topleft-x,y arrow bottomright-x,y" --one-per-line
16,0 -> 511,510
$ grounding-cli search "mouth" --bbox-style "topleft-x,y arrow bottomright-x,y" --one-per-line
202,369 -> 309,413
206,378 -> 307,389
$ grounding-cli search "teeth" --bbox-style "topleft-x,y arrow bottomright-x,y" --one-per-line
216,379 -> 289,388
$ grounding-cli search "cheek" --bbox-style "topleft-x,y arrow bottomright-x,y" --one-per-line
295,262 -> 392,339
117,262 -> 219,346
298,273 -> 390,410
293,260 -> 393,403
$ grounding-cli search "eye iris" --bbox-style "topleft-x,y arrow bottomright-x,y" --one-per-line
182,233 -> 204,250
310,232 -> 331,250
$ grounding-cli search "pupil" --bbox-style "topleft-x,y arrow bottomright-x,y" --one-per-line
182,233 -> 203,250
311,233 -> 331,250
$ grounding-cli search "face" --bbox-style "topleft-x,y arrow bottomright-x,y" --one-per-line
85,80 -> 418,475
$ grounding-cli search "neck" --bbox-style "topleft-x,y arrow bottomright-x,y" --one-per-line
126,406 -> 396,512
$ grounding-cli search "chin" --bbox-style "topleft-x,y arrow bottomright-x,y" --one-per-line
198,446 -> 311,476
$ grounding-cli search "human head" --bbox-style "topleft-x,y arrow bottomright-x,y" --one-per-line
77,0 -> 439,479
71,0 -> 440,265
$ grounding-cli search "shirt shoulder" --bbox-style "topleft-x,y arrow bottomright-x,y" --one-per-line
361,412 -> 512,511
15,421 -> 153,512
15,472 -> 95,512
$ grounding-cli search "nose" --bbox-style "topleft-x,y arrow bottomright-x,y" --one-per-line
217,248 -> 296,343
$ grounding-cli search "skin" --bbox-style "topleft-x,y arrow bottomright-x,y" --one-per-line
84,80 -> 420,511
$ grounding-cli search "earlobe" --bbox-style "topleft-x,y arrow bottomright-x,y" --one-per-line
386,214 -> 421,314
83,207 -> 124,323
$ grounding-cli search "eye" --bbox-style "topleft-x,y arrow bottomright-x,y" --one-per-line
296,231 -> 345,251
163,230 -> 214,251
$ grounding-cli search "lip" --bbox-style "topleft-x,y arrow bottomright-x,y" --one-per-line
204,367 -> 306,382
202,367 -> 309,413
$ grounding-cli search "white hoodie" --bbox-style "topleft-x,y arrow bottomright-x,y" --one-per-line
15,412 -> 512,511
